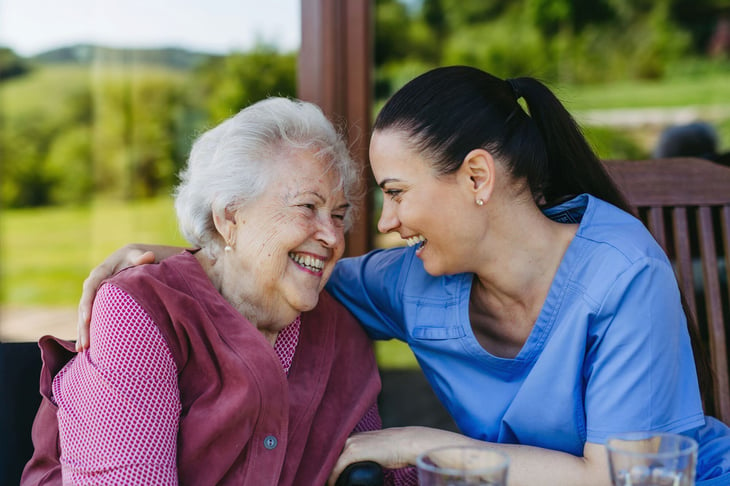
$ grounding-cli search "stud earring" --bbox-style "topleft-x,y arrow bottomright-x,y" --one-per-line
476,199 -> 484,206
224,245 -> 232,252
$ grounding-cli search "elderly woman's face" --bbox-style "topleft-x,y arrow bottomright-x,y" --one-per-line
224,149 -> 348,320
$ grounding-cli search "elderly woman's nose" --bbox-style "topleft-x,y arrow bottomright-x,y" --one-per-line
315,213 -> 341,246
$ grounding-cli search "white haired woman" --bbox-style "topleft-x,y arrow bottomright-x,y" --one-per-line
22,98 -> 393,485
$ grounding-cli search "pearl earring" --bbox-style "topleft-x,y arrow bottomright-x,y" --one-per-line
224,245 -> 232,252
476,199 -> 484,206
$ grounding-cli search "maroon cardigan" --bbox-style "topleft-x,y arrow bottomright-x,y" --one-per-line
22,251 -> 382,485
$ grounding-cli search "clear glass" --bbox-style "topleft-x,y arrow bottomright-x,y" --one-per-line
606,432 -> 698,486
416,445 -> 510,486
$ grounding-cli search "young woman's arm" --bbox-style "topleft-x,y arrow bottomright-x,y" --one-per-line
76,244 -> 183,350
327,427 -> 610,486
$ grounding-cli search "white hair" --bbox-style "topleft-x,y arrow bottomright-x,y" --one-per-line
174,97 -> 362,257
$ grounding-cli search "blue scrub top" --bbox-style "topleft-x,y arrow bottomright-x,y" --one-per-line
326,194 -> 730,484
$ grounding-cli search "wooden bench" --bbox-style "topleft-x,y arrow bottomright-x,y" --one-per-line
604,157 -> 730,423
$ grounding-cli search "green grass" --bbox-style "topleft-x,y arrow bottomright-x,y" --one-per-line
556,72 -> 730,110
375,339 -> 419,369
0,197 -> 186,305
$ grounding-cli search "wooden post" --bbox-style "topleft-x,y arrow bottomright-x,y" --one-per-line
298,0 -> 373,256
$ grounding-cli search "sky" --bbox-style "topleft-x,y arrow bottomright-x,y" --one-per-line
0,0 -> 301,56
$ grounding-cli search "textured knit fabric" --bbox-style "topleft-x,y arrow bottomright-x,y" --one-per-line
326,193 -> 730,484
22,251 -> 383,486
53,284 -> 179,484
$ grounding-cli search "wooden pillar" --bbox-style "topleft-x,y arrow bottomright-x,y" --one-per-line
298,0 -> 373,256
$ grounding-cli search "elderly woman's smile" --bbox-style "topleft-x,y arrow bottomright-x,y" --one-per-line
289,251 -> 326,274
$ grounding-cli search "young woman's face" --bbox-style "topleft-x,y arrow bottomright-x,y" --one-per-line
369,129 -> 480,276
222,149 -> 348,322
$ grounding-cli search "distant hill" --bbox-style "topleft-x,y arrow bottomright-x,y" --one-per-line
31,44 -> 218,70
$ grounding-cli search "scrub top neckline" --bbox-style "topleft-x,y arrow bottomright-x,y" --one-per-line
458,194 -> 596,373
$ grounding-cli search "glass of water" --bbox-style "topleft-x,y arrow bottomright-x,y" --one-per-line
416,445 -> 510,486
606,432 -> 698,486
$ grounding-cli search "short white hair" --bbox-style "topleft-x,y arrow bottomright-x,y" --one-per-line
174,97 -> 362,256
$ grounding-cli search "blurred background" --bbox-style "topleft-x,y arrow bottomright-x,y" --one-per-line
1,0 -> 729,354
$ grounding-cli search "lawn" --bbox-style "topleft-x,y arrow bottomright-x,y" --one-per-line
557,71 -> 730,110
0,197 -> 186,305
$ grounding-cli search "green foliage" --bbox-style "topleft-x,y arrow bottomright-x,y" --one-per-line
0,65 -> 187,206
375,0 -> 416,66
0,44 -> 296,210
195,46 -> 297,124
442,9 -> 552,79
0,46 -> 32,80
45,125 -> 94,204
374,0 -> 700,93
438,0 -> 505,28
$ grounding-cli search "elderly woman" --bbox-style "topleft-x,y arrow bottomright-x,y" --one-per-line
21,98 -> 384,485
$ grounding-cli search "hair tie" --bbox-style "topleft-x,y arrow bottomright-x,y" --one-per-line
506,78 -> 522,100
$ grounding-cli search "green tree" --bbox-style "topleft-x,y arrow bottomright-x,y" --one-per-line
0,47 -> 31,80
194,46 -> 296,124
91,71 -> 187,200
45,125 -> 93,204
375,0 -> 414,66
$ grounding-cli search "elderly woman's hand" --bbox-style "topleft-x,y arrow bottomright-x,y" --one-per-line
76,245 -> 162,351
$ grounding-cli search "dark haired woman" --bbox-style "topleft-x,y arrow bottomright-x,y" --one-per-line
325,66 -> 730,485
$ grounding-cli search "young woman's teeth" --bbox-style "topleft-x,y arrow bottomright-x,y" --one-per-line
406,235 -> 426,249
289,252 -> 324,271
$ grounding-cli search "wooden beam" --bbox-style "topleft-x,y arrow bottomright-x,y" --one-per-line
298,0 -> 373,256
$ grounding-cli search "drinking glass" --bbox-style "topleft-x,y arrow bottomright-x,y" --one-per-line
416,445 -> 510,486
606,432 -> 698,486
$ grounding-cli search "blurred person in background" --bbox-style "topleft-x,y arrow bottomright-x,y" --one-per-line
653,121 -> 730,166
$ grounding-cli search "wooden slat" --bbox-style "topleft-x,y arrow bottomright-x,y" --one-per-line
672,207 -> 697,319
646,206 -> 667,251
697,207 -> 730,421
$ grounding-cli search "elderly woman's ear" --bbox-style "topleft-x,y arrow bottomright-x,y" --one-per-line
212,206 -> 238,249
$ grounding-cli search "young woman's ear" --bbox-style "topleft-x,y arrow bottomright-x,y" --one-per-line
462,148 -> 496,203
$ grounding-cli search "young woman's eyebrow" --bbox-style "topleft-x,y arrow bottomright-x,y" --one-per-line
378,178 -> 400,189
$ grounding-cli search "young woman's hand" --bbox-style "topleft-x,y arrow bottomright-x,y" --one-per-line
76,244 -> 170,351
327,426 -> 471,486
327,427 -> 611,486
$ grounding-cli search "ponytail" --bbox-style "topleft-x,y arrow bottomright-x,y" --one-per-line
506,77 -> 631,212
